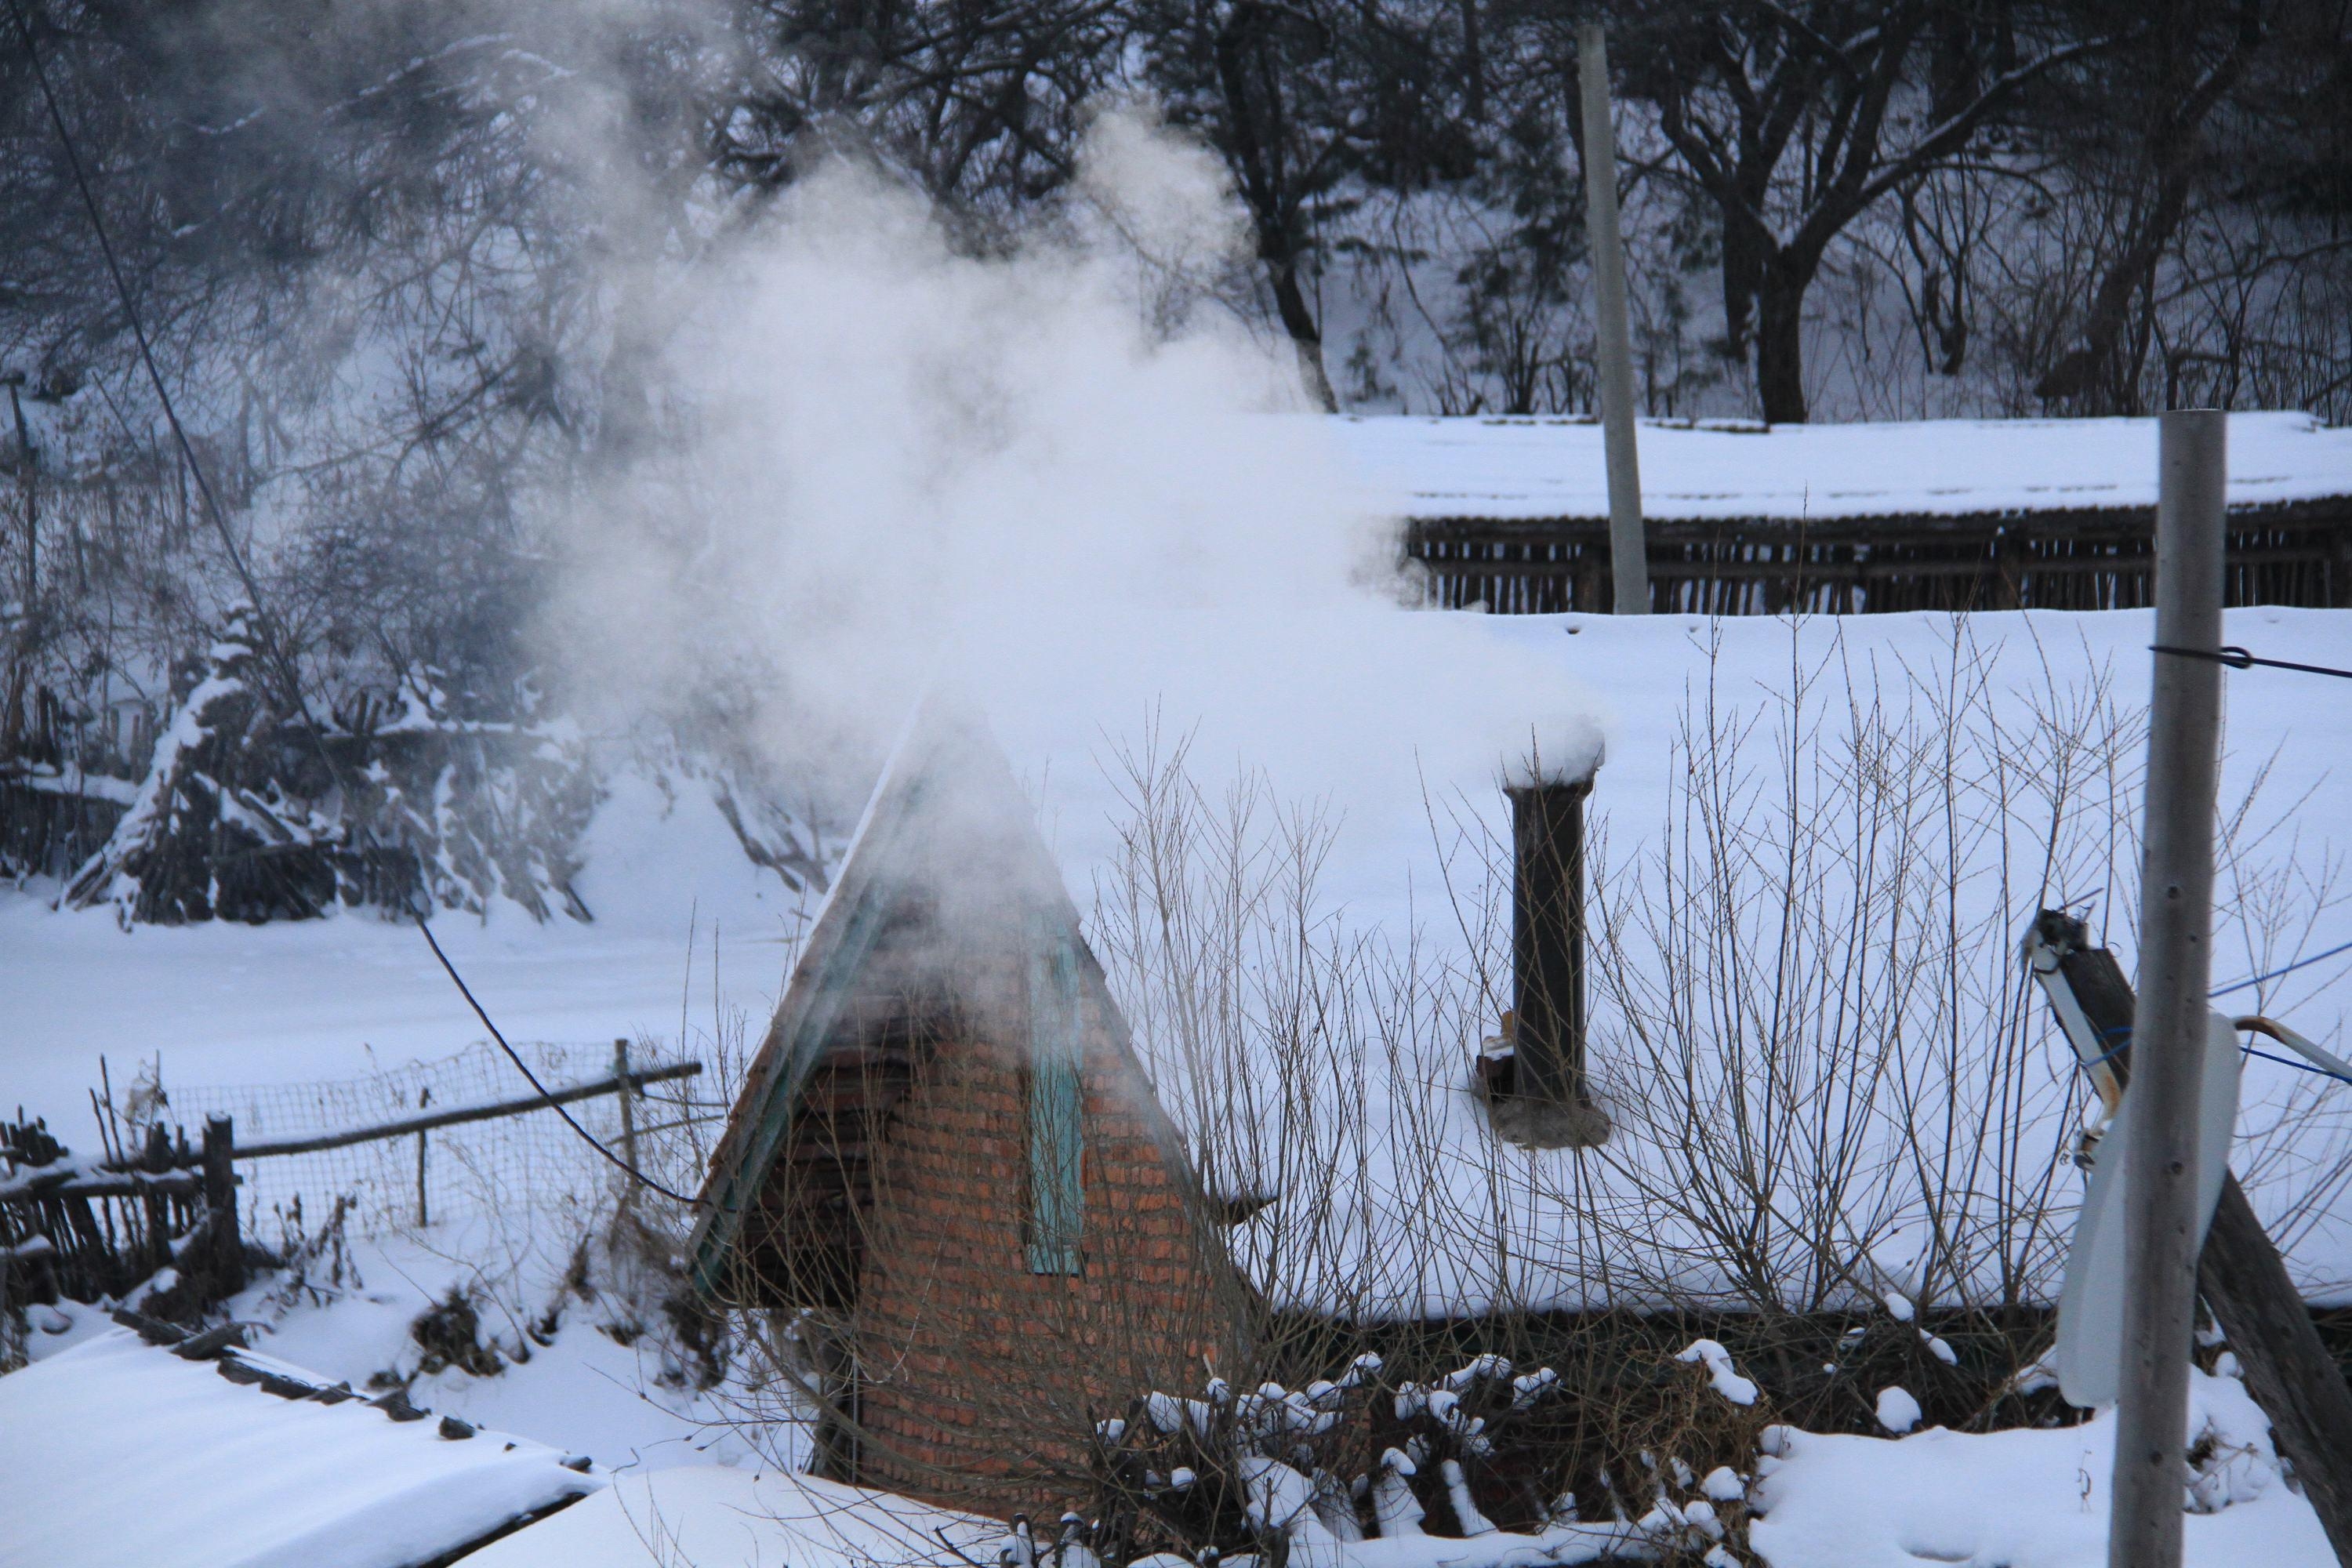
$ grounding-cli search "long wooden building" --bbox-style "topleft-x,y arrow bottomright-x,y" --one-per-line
1338,411 -> 2352,615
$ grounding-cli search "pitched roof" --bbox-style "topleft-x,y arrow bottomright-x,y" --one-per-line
1333,411 -> 2352,523
687,705 -> 1213,1303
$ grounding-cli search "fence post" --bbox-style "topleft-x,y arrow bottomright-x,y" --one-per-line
614,1038 -> 640,1214
200,1116 -> 241,1304
416,1129 -> 429,1229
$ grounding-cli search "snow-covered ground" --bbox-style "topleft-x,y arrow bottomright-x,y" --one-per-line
1749,1367 -> 2338,1567
978,603 -> 2352,1316
466,1465 -> 988,1568
0,766 -> 812,1137
16,1217 -> 786,1466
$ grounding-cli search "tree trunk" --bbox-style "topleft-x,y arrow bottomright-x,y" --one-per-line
1754,262 -> 1810,423
1212,4 -> 1338,412
2199,1175 -> 2352,1568
2032,171 -> 2191,412
1460,0 -> 1486,122
1719,211 -> 1763,361
2034,1 -> 2259,411
1269,261 -> 1338,411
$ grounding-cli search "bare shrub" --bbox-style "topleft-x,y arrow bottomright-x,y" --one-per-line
1081,616 -> 2350,1535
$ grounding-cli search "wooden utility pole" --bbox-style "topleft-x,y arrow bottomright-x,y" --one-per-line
2110,410 -> 2227,1568
1577,20 -> 1646,615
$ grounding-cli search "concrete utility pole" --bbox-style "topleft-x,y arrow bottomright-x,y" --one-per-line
2109,410 -> 2227,1568
1577,20 -> 1646,615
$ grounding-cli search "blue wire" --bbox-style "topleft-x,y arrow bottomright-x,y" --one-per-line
2064,1026 -> 2350,1087
2240,1044 -> 2352,1087
2078,1025 -> 2133,1072
2212,936 -> 2352,998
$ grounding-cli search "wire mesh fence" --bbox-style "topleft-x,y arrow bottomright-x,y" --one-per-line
166,1040 -> 716,1247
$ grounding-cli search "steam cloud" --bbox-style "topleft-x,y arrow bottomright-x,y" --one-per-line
551,106 -> 1604,906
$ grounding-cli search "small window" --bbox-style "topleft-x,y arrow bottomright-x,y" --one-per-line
1025,929 -> 1084,1275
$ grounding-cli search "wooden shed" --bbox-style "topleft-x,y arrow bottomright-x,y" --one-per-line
1336,412 -> 2352,615
686,708 -> 1250,1517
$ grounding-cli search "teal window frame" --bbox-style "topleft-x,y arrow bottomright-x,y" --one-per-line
1025,928 -> 1084,1276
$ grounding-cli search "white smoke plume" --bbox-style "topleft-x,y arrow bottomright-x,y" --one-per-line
550,104 -> 1602,897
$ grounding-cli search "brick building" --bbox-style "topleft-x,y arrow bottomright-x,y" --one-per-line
687,709 -> 1253,1517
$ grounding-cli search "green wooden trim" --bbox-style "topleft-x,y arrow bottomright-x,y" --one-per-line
688,777 -> 923,1299
1025,927 -> 1083,1276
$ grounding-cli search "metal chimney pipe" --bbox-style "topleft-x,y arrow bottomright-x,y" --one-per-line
1508,777 -> 1592,1106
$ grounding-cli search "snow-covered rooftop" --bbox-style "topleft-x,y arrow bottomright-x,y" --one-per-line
1333,411 -> 2352,522
0,1327 -> 601,1568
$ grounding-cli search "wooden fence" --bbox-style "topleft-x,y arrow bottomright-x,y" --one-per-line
0,1051 -> 700,1329
1406,497 -> 2352,615
0,768 -> 131,878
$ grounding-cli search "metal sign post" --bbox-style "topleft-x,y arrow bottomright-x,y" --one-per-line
2108,410 -> 2227,1568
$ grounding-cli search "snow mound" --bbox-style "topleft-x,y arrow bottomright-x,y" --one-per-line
1678,1339 -> 1759,1406
1748,1367 -> 2332,1567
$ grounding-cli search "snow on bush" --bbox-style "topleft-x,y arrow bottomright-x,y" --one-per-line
1078,1349 -> 1767,1568
1675,1341 -> 1759,1407
60,606 -> 603,924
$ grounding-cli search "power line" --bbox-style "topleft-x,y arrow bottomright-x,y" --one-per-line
6,0 -> 708,1210
2213,935 -> 2352,998
2151,644 -> 2352,681
415,918 -> 703,1206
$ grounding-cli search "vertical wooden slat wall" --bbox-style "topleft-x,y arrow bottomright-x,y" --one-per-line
1404,499 -> 2352,615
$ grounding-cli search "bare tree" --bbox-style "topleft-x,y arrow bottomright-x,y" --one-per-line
1604,0 -> 2114,421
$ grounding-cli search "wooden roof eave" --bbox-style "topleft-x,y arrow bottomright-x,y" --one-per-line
686,753 -> 932,1303
688,706 -> 1253,1332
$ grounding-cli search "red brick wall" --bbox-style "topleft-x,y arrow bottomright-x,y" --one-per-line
843,978 -> 1245,1518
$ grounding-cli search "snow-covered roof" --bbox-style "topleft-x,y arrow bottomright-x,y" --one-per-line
0,1325 -> 601,1568
1333,411 -> 2352,522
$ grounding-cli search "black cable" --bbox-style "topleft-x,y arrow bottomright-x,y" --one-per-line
3,0 -> 305,715
9,0 -> 709,1209
2151,644 -> 2352,681
415,917 -> 706,1206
